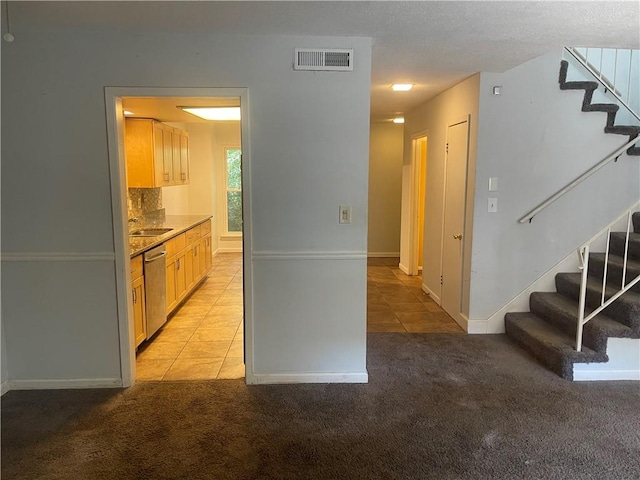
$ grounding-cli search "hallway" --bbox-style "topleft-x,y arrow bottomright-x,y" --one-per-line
136,254 -> 463,381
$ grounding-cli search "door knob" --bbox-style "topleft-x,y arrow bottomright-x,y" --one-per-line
453,233 -> 462,240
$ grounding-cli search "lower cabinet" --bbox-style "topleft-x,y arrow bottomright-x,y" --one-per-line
131,254 -> 146,348
166,257 -> 178,313
165,220 -> 213,315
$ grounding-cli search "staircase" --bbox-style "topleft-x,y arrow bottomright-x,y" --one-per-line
558,59 -> 640,156
506,213 -> 640,380
505,58 -> 640,379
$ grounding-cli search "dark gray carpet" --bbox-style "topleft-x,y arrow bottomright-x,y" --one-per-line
3,334 -> 640,479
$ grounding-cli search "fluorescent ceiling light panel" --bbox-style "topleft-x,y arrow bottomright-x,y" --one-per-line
393,117 -> 405,124
179,107 -> 241,121
392,84 -> 413,91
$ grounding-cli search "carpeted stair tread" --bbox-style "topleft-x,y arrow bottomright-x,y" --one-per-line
582,103 -> 619,113
589,252 -> 640,293
609,231 -> 640,259
604,125 -> 640,136
505,312 -> 607,380
529,292 -> 635,354
555,272 -> 640,331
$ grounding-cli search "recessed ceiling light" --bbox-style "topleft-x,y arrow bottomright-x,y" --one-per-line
123,110 -> 134,115
392,84 -> 413,91
393,117 -> 405,124
179,107 -> 241,121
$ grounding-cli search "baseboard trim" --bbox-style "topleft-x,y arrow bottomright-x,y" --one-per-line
367,252 -> 400,258
1,381 -> 9,396
8,378 -> 122,391
218,247 -> 242,253
212,248 -> 220,257
398,263 -> 410,275
573,370 -> 640,381
247,371 -> 369,385
422,284 -> 440,305
252,251 -> 367,261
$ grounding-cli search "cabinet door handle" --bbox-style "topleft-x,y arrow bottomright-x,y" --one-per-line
177,259 -> 180,270
181,173 -> 186,180
132,288 -> 136,303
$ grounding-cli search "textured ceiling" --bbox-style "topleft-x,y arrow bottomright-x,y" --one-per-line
5,1 -> 640,121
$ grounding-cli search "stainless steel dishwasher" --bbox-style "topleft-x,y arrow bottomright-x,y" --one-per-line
144,244 -> 167,338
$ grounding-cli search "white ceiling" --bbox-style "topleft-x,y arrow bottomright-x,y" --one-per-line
122,97 -> 241,123
6,1 -> 640,121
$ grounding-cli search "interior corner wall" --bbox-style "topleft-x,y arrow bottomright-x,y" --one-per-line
470,50 -> 640,325
402,74 -> 480,312
1,30 -> 371,386
368,122 -> 404,256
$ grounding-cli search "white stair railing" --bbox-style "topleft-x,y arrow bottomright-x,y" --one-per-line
575,208 -> 640,352
565,47 -> 640,123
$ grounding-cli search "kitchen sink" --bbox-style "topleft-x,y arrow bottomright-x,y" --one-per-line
130,228 -> 173,237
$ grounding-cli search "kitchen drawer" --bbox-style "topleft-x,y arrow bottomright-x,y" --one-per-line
166,233 -> 186,258
130,254 -> 143,280
185,225 -> 201,245
200,219 -> 211,235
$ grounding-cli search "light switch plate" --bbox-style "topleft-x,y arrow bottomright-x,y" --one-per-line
488,198 -> 498,213
489,177 -> 498,192
339,205 -> 351,224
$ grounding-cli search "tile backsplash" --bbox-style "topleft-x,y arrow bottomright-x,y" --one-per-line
128,188 -> 165,231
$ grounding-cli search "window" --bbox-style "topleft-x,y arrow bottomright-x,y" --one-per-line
225,148 -> 242,233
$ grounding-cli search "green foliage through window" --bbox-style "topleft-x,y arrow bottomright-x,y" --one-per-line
226,149 -> 242,233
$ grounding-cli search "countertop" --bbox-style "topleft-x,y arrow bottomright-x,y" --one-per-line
129,215 -> 212,258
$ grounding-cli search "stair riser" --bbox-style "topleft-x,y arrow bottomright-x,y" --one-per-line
609,234 -> 640,261
634,213 -> 640,233
588,259 -> 640,294
529,294 -> 606,353
505,317 -> 574,380
556,275 -> 640,330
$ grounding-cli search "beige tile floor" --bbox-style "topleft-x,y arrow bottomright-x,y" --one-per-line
367,257 -> 464,333
137,254 -> 462,381
136,253 -> 245,381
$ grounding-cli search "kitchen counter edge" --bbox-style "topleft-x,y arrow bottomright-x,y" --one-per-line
129,215 -> 213,258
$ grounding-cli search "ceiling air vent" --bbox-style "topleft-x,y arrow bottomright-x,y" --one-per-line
294,48 -> 354,71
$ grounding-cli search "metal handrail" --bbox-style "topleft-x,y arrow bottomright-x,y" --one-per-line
518,136 -> 639,224
575,210 -> 640,351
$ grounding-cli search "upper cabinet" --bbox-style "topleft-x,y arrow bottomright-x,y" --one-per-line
125,118 -> 189,188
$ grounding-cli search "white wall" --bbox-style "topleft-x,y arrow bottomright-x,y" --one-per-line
401,74 -> 480,315
470,50 -> 640,325
368,122 -> 403,256
1,30 -> 371,386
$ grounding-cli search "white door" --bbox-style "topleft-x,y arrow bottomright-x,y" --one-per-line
441,120 -> 469,322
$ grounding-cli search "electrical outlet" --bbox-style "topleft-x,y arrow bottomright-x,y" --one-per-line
488,197 -> 498,213
339,205 -> 351,224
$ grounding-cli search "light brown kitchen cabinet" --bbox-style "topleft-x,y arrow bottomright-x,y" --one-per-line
125,118 -> 189,188
162,219 -> 213,315
166,257 -> 177,313
130,254 -> 146,347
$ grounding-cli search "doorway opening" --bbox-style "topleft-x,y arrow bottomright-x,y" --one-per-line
409,135 -> 427,276
105,88 -> 252,387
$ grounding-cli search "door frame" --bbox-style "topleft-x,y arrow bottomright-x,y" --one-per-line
439,116 -> 470,327
408,131 -> 428,276
104,87 -> 252,387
